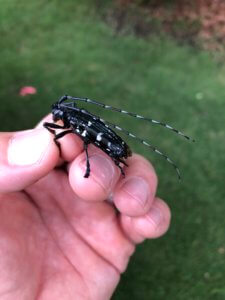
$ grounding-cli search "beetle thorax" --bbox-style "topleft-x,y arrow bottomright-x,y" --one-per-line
51,103 -> 67,122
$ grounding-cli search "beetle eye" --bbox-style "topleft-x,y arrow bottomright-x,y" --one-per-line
53,115 -> 58,122
52,109 -> 61,122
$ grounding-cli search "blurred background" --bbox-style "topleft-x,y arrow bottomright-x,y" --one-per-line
0,0 -> 225,299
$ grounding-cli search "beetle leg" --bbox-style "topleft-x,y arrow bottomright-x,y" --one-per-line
83,142 -> 91,178
53,130 -> 73,155
118,158 -> 129,167
112,159 -> 125,177
43,122 -> 69,132
107,152 -> 126,176
44,122 -> 72,155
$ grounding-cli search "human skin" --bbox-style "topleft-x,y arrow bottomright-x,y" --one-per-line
0,116 -> 171,300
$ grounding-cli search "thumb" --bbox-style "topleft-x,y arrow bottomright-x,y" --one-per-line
0,128 -> 59,193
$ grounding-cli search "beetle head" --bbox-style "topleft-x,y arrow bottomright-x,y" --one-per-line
51,103 -> 65,122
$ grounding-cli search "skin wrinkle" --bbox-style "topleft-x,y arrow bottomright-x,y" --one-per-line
52,195 -> 122,275
25,184 -> 121,300
25,188 -> 87,279
118,216 -> 137,245
121,215 -> 145,244
34,205 -> 90,300
121,176 -> 150,209
0,284 -> 22,300
26,198 -> 54,300
0,194 -> 40,300
27,217 -> 47,300
58,170 -> 134,273
144,205 -> 163,231
71,208 -> 135,274
16,192 -> 48,300
35,246 -> 89,300
49,212 -> 116,300
18,189 -> 78,299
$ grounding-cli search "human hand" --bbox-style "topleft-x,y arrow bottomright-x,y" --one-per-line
0,118 -> 171,300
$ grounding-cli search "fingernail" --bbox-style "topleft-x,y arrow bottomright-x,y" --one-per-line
148,206 -> 162,228
8,129 -> 50,166
81,155 -> 115,190
122,177 -> 149,207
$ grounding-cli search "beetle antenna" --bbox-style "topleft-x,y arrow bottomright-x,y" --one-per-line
100,117 -> 181,180
61,95 -> 194,142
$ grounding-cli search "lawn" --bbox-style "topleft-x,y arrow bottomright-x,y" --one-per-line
0,1 -> 225,299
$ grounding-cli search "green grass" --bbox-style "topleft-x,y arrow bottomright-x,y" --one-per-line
1,1 -> 225,299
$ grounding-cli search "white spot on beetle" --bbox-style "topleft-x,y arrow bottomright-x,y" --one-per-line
166,124 -> 173,129
96,132 -> 103,141
155,149 -> 162,155
107,142 -> 111,148
88,121 -> 92,126
143,141 -> 149,146
81,130 -> 87,137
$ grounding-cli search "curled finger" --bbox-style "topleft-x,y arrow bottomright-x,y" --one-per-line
120,198 -> 171,244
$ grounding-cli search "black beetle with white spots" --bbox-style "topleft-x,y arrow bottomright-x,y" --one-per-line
44,95 -> 194,179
